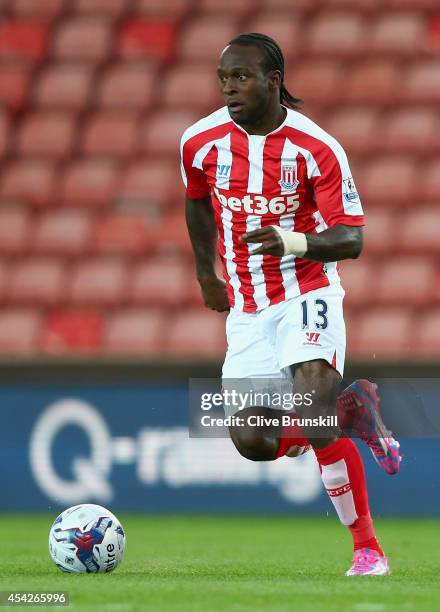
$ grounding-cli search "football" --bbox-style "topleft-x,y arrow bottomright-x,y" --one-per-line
48,504 -> 126,574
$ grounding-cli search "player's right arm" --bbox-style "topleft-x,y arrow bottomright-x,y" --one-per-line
185,195 -> 230,312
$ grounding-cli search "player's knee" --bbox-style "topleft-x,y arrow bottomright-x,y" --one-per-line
229,429 -> 275,462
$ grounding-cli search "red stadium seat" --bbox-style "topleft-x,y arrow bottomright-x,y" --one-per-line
260,0 -> 316,10
8,258 -> 66,306
69,258 -> 128,305
362,209 -> 394,255
0,308 -> 41,354
386,0 -> 440,9
370,13 -> 426,55
246,15 -> 302,57
346,61 -> 401,105
118,160 -> 177,210
73,0 -> 127,16
165,309 -> 227,357
404,61 -> 440,103
306,13 -> 366,57
103,309 -> 164,355
141,110 -> 199,156
0,110 -> 9,158
412,310 -> 440,358
130,257 -> 191,307
326,108 -> 378,155
97,62 -> 156,110
60,160 -> 119,208
161,65 -> 221,110
34,64 -> 93,110
93,213 -> 151,255
380,108 -> 439,154
11,0 -> 67,19
0,65 -> 29,110
41,310 -> 103,353
375,257 -> 435,306
0,21 -> 48,62
288,61 -> 343,105
52,17 -> 113,62
420,158 -> 440,202
351,308 -> 412,357
357,157 -> 417,206
81,113 -> 138,158
0,207 -> 31,255
118,20 -> 176,61
399,207 -> 440,254
157,210 -> 194,257
32,209 -> 93,255
16,111 -> 76,158
178,17 -> 239,62
339,259 -> 373,307
199,0 -> 255,16
0,259 -> 8,303
321,0 -> 381,11
0,160 -> 55,207
135,0 -> 191,18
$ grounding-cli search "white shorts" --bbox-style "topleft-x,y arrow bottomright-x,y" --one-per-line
222,283 -> 346,382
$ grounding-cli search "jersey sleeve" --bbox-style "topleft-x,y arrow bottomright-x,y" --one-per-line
312,140 -> 365,228
180,133 -> 211,200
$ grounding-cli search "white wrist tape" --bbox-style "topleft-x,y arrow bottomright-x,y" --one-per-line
270,226 -> 308,257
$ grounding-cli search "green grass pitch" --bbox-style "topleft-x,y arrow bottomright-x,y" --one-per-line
0,515 -> 439,611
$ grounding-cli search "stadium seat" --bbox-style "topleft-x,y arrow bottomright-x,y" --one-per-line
399,207 -> 440,254
287,61 -> 343,105
386,0 -> 440,9
260,0 -> 317,10
60,160 -> 119,208
34,64 -> 93,110
52,17 -> 113,62
0,65 -> 29,110
0,21 -> 48,62
412,310 -> 440,357
16,112 -> 76,158
135,0 -> 191,18
0,110 -> 8,158
321,0 -> 381,11
351,308 -> 413,357
338,259 -> 373,307
375,257 -> 435,306
326,108 -> 378,155
118,160 -> 177,210
141,110 -> 199,156
164,309 -> 227,357
370,13 -> 426,55
11,0 -> 67,19
0,308 -> 41,354
8,259 -> 66,306
346,61 -> 401,104
118,20 -> 176,61
69,258 -> 128,305
93,213 -> 151,255
74,0 -> 128,17
245,15 -> 302,57
0,161 -> 55,207
306,13 -> 366,57
156,210 -> 194,257
362,209 -> 394,255
420,158 -> 440,202
97,62 -> 156,110
198,0 -> 254,15
357,157 -> 417,206
178,17 -> 239,62
0,259 -> 7,303
81,113 -> 138,158
161,65 -> 221,110
32,209 -> 93,255
103,309 -> 164,355
0,207 -> 31,256
129,257 -> 191,307
41,310 -> 103,353
404,61 -> 440,103
380,108 -> 439,154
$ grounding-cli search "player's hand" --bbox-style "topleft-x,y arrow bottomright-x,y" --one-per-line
240,226 -> 284,257
198,276 -> 230,312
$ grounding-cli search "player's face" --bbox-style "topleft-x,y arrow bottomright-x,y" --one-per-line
217,44 -> 278,126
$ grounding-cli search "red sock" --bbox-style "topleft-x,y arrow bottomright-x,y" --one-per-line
314,438 -> 384,555
275,417 -> 309,458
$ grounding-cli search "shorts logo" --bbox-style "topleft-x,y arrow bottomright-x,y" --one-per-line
304,332 -> 321,345
279,162 -> 299,192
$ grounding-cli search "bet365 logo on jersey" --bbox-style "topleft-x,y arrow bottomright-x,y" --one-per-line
213,187 -> 300,216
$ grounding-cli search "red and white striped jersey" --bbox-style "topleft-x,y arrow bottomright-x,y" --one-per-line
180,106 -> 364,313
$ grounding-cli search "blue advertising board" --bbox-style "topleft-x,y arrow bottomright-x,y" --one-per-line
0,382 -> 439,515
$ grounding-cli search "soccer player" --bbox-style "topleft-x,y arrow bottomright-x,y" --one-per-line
181,33 -> 400,576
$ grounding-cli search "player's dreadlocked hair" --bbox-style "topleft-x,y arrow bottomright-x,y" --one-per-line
228,32 -> 303,110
